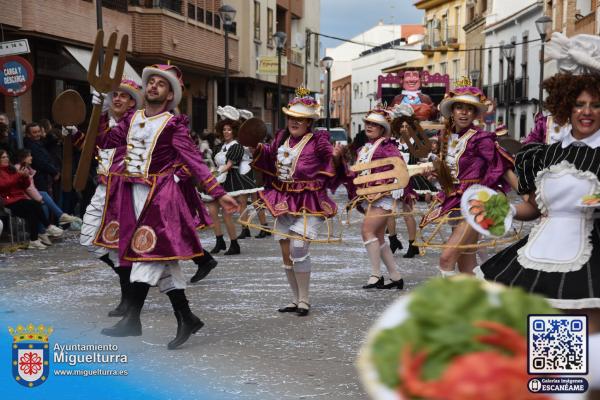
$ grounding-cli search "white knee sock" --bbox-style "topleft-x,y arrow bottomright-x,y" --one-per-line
364,238 -> 382,283
439,267 -> 458,278
284,266 -> 299,305
380,243 -> 402,281
295,271 -> 311,307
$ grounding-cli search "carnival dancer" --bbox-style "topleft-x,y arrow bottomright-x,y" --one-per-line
479,33 -> 600,338
73,79 -> 143,317
206,107 -> 262,255
420,79 -> 514,277
96,64 -> 238,349
250,87 -> 344,316
237,109 -> 270,239
347,105 -> 407,290
389,104 -> 435,258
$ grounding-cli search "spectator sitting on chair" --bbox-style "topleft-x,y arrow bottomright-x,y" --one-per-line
23,122 -> 79,226
0,149 -> 63,249
15,149 -> 78,245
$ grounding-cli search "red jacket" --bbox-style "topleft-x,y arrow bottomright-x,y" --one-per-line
0,165 -> 31,205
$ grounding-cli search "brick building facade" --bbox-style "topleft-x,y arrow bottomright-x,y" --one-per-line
0,0 -> 240,135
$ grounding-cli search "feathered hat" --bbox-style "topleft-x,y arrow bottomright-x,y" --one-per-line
106,78 -> 143,109
282,87 -> 321,120
439,77 -> 490,118
363,102 -> 393,134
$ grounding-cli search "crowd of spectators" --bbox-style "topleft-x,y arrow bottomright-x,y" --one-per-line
0,112 -> 82,250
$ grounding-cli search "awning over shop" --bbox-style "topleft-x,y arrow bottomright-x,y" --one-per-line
64,45 -> 142,85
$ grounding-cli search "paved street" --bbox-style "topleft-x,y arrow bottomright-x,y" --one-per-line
0,195 -> 512,399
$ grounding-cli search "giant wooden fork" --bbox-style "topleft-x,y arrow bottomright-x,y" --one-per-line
351,157 -> 409,196
351,158 -> 433,196
73,30 -> 128,192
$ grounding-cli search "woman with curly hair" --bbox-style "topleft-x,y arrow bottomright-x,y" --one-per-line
388,105 -> 437,258
479,33 -> 600,339
208,114 -> 262,255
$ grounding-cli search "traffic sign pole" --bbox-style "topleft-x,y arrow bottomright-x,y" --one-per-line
13,97 -> 23,149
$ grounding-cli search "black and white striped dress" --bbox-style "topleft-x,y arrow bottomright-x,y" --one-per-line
480,141 -> 600,309
215,140 -> 261,196
399,143 -> 438,195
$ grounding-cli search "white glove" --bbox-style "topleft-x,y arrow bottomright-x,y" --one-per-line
391,188 -> 404,200
92,90 -> 104,106
92,90 -> 110,113
61,125 -> 78,136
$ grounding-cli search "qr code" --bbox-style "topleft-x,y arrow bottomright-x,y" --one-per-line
528,315 -> 588,374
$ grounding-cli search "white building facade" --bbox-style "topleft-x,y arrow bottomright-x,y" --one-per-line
482,0 -> 544,139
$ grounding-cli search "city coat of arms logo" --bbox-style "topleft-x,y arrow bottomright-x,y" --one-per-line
9,323 -> 53,387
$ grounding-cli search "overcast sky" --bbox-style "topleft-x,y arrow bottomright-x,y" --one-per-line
319,0 -> 424,53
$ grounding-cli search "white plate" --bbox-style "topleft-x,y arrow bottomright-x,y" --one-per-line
356,280 -> 505,400
356,295 -> 411,400
577,196 -> 600,208
460,185 -> 512,238
356,280 -> 562,400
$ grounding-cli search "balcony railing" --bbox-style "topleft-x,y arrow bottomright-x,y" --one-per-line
104,0 -> 128,12
290,49 -> 303,66
514,77 -> 529,101
129,0 -> 183,15
440,25 -> 459,47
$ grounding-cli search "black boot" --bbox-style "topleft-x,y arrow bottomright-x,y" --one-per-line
190,253 -> 218,283
101,282 -> 149,337
108,267 -> 132,317
100,253 -> 115,268
237,227 -> 251,239
389,234 -> 403,254
403,241 -> 420,258
224,239 -> 240,255
255,225 -> 271,238
209,235 -> 226,254
167,289 -> 204,350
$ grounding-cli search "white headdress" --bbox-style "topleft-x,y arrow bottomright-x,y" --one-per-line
546,32 -> 600,75
216,105 -> 240,121
238,109 -> 254,120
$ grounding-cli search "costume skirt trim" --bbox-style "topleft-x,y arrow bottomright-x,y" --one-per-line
223,169 -> 260,194
479,235 -> 600,310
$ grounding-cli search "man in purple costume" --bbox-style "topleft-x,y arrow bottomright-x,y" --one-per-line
97,64 -> 238,349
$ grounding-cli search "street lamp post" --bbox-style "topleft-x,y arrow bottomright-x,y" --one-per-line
502,44 -> 516,132
367,92 -> 375,110
218,4 -> 236,106
536,16 -> 552,114
273,31 -> 287,130
321,56 -> 334,131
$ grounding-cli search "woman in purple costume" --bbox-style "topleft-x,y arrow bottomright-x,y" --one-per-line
420,83 -> 514,277
251,88 -> 344,317
348,106 -> 406,291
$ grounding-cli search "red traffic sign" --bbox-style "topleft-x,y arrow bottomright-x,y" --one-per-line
0,55 -> 34,97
